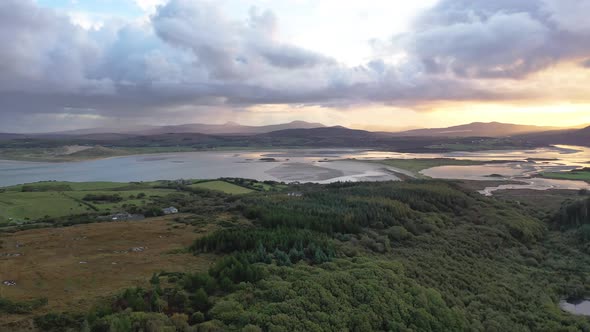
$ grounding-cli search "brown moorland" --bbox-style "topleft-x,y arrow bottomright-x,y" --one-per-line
0,215 -> 217,329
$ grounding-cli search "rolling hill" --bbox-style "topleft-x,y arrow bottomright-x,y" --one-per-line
522,126 -> 590,147
48,121 -> 326,136
392,122 -> 561,137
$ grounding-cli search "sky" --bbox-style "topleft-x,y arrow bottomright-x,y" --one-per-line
1,0 -> 590,132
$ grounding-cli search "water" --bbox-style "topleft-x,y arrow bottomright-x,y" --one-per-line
560,299 -> 590,316
0,149 -> 402,187
1,146 -> 589,190
419,145 -> 590,194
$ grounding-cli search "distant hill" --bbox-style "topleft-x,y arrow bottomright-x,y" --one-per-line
0,133 -> 26,140
262,126 -> 376,139
253,126 -> 455,150
46,125 -> 156,136
67,146 -> 123,158
49,121 -> 326,136
522,126 -> 590,147
391,122 -> 561,137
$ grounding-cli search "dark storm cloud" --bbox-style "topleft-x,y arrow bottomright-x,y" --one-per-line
395,0 -> 590,78
1,0 -> 590,131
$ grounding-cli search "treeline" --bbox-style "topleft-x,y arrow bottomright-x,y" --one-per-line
82,194 -> 124,203
555,197 -> 590,248
191,227 -> 334,265
21,184 -> 73,192
557,197 -> 590,228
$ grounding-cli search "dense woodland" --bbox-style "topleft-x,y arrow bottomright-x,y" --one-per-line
20,181 -> 590,331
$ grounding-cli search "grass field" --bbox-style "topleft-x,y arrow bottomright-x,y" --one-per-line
374,158 -> 488,177
0,179 -> 266,224
65,189 -> 180,211
0,182 -> 182,224
540,169 -> 590,183
0,192 -> 91,222
0,216 -> 217,329
4,181 -> 155,192
425,141 -> 525,152
190,180 -> 253,194
0,146 -> 201,162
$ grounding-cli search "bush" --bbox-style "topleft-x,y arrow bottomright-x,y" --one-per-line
386,226 -> 411,241
191,311 -> 205,324
34,312 -> 85,331
578,224 -> 590,243
0,297 -> 47,314
82,194 -> 123,203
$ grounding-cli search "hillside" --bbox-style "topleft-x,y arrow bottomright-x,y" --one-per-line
140,120 -> 326,135
45,121 -> 326,136
523,126 -> 590,147
0,134 -> 26,140
392,122 -> 561,137
66,146 -> 124,158
254,126 -> 427,149
263,126 -> 375,139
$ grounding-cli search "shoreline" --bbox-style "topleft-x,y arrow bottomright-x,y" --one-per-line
0,146 -> 380,163
3,143 -> 582,164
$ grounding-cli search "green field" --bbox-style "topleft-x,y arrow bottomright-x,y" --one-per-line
5,181 -> 137,192
65,189 -> 180,210
0,179 -> 267,224
0,181 -> 181,224
425,139 -> 526,152
375,158 -> 488,177
190,180 -> 253,194
0,191 -> 91,222
0,146 -> 201,162
540,169 -> 590,182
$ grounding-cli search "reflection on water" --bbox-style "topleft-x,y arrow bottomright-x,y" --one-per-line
422,164 -> 526,179
560,300 -> 590,316
421,162 -> 590,195
0,146 -> 589,190
0,150 -> 403,187
478,178 -> 590,196
417,145 -> 590,194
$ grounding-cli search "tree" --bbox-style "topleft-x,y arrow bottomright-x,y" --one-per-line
191,288 -> 210,312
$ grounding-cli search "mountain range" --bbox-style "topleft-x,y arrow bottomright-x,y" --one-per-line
3,121 -> 588,149
45,121 -> 569,137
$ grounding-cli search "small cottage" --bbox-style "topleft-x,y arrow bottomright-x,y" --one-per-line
162,207 -> 179,215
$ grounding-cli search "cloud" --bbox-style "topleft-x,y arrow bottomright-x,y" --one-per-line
151,0 -> 333,79
0,0 -> 113,95
133,0 -> 167,13
394,0 -> 590,78
1,0 -> 590,132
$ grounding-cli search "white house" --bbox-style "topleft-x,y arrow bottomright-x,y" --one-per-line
162,207 -> 179,215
